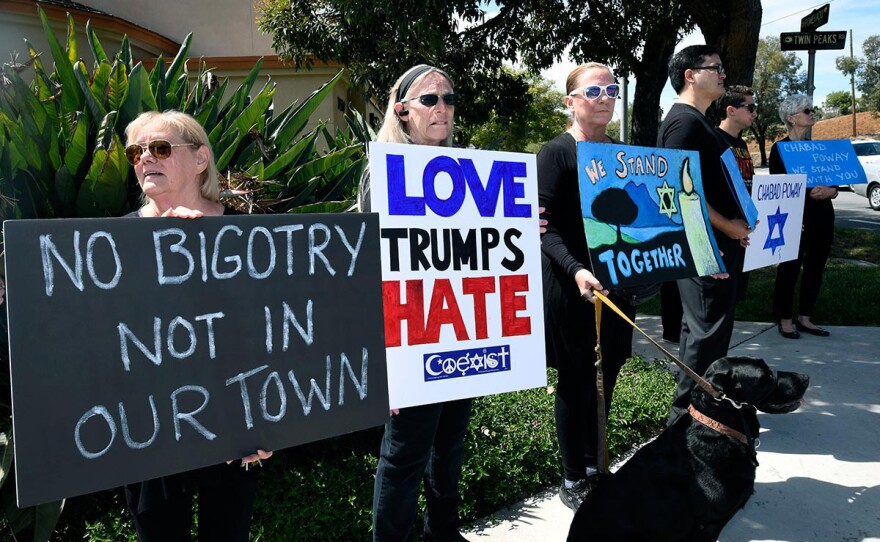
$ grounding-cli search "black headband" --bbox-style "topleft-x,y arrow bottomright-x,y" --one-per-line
396,65 -> 435,103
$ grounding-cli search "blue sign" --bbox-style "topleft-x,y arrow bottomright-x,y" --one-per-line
423,345 -> 511,382
720,148 -> 759,229
577,142 -> 725,288
776,139 -> 868,187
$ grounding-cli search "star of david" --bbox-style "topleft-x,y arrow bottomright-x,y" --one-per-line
763,205 -> 788,255
656,181 -> 677,218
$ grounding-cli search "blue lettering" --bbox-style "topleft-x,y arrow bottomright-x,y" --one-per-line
384,153 -> 531,218
423,156 -> 467,217
387,154 -> 425,215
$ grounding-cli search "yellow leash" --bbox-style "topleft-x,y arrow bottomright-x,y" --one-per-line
590,290 -> 724,476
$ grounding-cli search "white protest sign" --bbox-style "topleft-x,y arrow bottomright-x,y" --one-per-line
368,142 -> 546,409
743,174 -> 807,272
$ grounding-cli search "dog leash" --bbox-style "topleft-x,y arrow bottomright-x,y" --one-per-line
591,290 -> 725,475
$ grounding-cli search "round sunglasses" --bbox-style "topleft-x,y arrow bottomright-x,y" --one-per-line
570,84 -> 621,100
125,140 -> 199,165
400,93 -> 456,107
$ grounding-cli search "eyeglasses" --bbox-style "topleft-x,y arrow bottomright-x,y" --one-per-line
570,84 -> 621,100
691,64 -> 725,75
400,93 -> 456,107
798,108 -> 814,115
125,140 -> 199,165
737,103 -> 758,113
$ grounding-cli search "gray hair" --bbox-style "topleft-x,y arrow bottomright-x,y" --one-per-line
778,94 -> 812,132
375,65 -> 455,147
125,110 -> 221,203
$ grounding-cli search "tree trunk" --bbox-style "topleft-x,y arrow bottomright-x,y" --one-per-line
680,0 -> 762,86
630,34 -> 678,147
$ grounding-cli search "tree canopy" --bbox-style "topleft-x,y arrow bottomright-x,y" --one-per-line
748,37 -> 807,166
256,0 -> 762,147
463,70 -> 568,153
837,35 -> 880,113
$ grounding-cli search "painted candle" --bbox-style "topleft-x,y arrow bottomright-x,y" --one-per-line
677,158 -> 721,276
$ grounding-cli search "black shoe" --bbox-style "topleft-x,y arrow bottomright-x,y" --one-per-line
423,532 -> 469,542
559,478 -> 589,512
795,321 -> 830,336
778,323 -> 800,339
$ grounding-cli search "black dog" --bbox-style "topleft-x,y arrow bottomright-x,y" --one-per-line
568,356 -> 809,542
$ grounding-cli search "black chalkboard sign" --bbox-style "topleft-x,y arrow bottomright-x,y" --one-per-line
3,213 -> 388,507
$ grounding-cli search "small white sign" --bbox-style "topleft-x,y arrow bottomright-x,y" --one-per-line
368,142 -> 547,409
743,174 -> 807,272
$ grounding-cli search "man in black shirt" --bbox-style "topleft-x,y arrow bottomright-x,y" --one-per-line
715,85 -> 758,300
657,45 -> 752,424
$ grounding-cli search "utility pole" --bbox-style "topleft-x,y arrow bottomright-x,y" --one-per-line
850,29 -> 857,137
622,77 -> 629,144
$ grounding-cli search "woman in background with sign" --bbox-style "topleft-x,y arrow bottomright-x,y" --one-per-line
537,63 -> 638,512
122,110 -> 272,542
769,95 -> 837,339
360,65 -> 472,542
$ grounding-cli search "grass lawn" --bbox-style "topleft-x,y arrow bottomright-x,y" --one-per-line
640,227 -> 880,326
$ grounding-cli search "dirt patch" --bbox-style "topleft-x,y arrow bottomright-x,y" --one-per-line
748,111 -> 880,166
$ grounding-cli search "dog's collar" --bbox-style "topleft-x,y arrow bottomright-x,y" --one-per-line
688,405 -> 749,445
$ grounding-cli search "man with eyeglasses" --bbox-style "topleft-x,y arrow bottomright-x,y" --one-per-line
715,86 -> 758,301
657,45 -> 752,426
715,85 -> 757,192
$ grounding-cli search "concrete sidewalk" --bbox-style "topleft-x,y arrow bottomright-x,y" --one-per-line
463,318 -> 880,542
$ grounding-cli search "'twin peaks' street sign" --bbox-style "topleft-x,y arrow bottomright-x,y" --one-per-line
780,31 -> 847,51
800,4 -> 830,32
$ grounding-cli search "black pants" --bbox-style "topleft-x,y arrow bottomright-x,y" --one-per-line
372,399 -> 472,541
660,281 -> 683,342
667,238 -> 741,426
552,293 -> 636,481
773,202 -> 834,319
125,463 -> 259,542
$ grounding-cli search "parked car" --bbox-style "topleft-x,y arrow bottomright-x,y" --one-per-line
851,139 -> 880,210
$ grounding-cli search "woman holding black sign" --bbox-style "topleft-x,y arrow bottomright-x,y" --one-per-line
122,110 -> 271,542
538,62 -> 639,512
359,65 -> 471,542
769,94 -> 837,339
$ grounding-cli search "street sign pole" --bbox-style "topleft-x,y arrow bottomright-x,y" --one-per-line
807,50 -> 816,139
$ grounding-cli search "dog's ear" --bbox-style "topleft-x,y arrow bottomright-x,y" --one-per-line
703,357 -> 736,392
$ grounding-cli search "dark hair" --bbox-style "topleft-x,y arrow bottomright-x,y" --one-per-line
714,85 -> 754,121
668,45 -> 723,94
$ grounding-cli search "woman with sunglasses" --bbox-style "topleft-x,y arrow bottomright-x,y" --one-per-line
537,62 -> 638,512
769,94 -> 838,339
359,65 -> 470,542
122,110 -> 272,542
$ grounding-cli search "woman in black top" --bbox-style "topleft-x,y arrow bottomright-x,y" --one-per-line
769,94 -> 837,339
538,62 -> 637,512
123,110 -> 272,542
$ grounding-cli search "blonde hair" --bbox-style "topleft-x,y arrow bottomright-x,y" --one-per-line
376,65 -> 455,147
565,62 -> 614,95
125,110 -> 221,202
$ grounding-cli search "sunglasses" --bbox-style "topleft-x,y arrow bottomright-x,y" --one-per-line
737,103 -> 758,113
400,93 -> 456,107
691,64 -> 725,75
125,140 -> 199,165
798,108 -> 814,115
571,83 -> 621,100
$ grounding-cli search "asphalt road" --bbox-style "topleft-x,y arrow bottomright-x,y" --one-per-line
834,189 -> 880,231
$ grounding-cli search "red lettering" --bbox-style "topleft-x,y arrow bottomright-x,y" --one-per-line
500,274 -> 531,336
425,279 -> 470,343
462,276 -> 495,340
382,280 -> 427,347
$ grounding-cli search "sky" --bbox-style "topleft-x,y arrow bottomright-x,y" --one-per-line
539,0 -> 876,119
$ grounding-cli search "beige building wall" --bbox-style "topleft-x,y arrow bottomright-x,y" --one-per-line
0,0 -> 381,146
